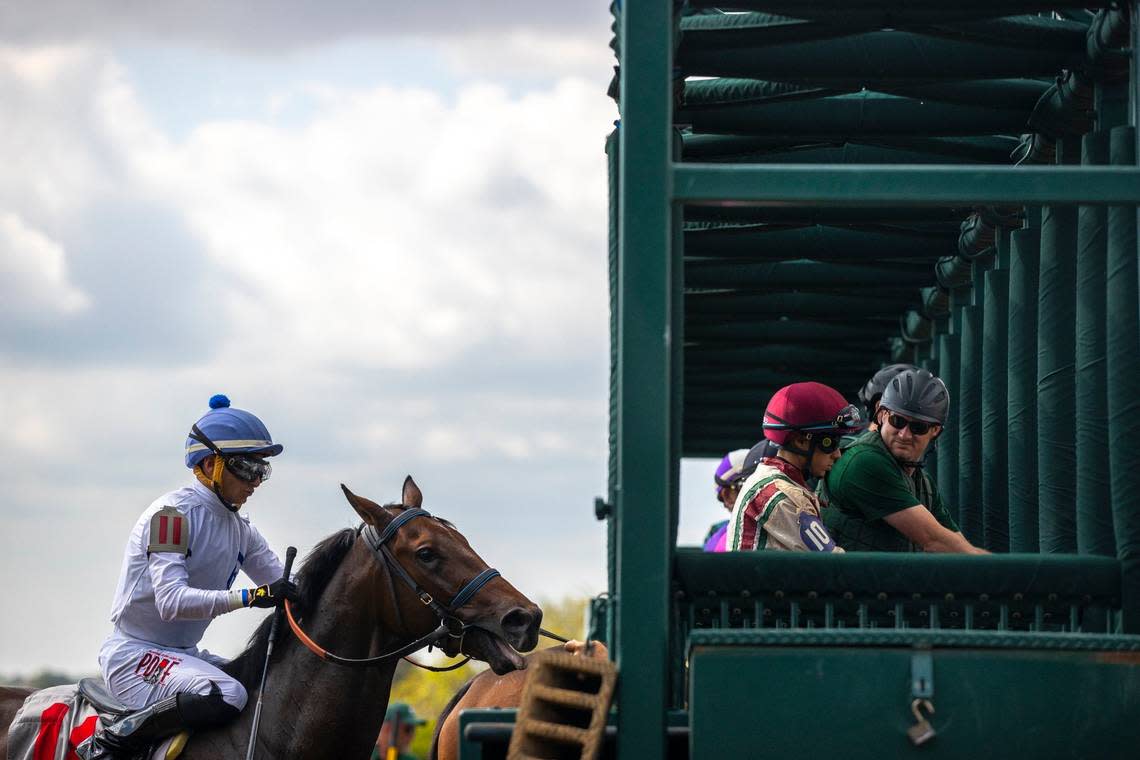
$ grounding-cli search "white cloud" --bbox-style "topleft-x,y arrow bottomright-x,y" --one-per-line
442,29 -> 613,84
137,76 -> 614,372
0,212 -> 90,317
0,46 -> 114,219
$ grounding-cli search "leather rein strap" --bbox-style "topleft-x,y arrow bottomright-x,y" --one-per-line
284,508 -> 501,669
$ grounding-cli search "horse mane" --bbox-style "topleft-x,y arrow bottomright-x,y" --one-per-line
223,527 -> 359,690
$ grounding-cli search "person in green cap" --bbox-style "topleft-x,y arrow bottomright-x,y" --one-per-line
822,368 -> 987,553
371,703 -> 427,760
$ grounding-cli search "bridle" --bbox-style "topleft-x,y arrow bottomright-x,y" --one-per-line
284,507 -> 503,669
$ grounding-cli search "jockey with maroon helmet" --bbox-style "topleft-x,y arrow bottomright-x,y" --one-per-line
727,382 -> 863,552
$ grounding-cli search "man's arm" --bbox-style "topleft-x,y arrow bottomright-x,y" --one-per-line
884,506 -> 989,554
149,552 -> 248,621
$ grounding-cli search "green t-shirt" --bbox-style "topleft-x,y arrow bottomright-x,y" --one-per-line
821,430 -> 959,552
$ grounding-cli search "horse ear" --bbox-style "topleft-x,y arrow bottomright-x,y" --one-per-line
402,475 -> 423,508
341,484 -> 395,529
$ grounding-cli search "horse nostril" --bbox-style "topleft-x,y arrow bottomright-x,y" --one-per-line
501,607 -> 539,640
502,607 -> 530,632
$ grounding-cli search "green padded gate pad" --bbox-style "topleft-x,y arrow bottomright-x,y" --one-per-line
1075,130 -> 1114,557
1107,127 -> 1140,631
1007,225 -> 1040,552
690,629 -> 1140,759
1037,172 -> 1079,554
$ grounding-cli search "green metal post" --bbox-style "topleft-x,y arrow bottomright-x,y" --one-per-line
673,164 -> 1140,205
1107,126 -> 1140,631
670,130 -> 684,551
606,130 -> 620,600
1037,138 -> 1079,554
1075,130 -> 1115,556
615,0 -> 672,756
1007,222 -> 1040,552
1134,1 -> 1140,330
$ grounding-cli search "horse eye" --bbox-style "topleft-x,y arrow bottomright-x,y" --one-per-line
415,547 -> 437,563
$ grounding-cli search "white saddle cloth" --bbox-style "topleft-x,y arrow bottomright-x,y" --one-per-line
6,684 -> 178,760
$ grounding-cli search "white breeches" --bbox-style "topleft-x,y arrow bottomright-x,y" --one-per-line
99,630 -> 248,712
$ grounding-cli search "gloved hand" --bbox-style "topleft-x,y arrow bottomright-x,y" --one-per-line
246,577 -> 299,608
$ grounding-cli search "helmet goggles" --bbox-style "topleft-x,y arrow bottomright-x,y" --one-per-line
189,424 -> 273,483
765,404 -> 865,437
223,454 -> 272,483
783,404 -> 864,454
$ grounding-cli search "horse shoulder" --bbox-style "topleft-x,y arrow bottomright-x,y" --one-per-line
435,661 -> 540,760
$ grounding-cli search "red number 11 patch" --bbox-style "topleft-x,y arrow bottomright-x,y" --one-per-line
148,506 -> 190,555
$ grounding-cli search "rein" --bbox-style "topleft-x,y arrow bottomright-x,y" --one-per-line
284,508 -> 502,669
283,507 -> 574,671
399,627 -> 571,673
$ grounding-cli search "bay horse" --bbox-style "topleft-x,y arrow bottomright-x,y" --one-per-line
0,477 -> 541,759
430,640 -> 608,760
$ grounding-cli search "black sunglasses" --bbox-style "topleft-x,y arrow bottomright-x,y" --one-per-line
887,413 -> 936,436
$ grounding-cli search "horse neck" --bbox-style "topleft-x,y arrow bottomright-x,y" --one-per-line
236,539 -> 433,759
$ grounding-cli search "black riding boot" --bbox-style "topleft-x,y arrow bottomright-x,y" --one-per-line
76,690 -> 239,760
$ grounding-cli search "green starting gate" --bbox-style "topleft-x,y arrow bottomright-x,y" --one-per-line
460,2 -> 1140,758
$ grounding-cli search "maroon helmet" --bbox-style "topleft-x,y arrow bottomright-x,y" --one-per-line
762,382 -> 864,446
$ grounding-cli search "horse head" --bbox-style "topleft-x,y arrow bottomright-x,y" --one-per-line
341,476 -> 542,674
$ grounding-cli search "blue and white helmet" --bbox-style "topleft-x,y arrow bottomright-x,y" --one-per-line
184,394 -> 284,469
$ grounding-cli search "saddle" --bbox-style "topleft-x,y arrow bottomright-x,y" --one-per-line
78,679 -> 132,718
6,680 -> 188,760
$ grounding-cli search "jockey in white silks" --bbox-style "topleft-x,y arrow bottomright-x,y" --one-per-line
78,395 -> 296,760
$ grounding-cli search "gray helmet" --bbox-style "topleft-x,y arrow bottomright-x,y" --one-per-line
740,438 -> 780,481
858,363 -> 917,409
879,368 -> 950,425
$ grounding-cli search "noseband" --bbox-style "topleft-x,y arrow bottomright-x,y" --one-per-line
284,507 -> 501,668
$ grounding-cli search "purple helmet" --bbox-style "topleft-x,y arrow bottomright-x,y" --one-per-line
714,448 -> 750,497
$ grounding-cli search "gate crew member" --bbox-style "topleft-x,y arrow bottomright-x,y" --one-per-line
79,395 -> 298,759
727,382 -> 863,552
371,703 -> 427,760
822,369 -> 987,553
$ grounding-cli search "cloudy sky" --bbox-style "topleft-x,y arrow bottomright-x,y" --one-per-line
0,2 -> 725,675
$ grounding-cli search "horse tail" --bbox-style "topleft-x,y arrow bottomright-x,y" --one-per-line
428,676 -> 475,760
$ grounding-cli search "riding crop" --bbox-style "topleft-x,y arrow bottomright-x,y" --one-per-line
245,545 -> 297,760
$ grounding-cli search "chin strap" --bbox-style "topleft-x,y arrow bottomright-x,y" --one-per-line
194,462 -> 239,512
780,437 -> 818,480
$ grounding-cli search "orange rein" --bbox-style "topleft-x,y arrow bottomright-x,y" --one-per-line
284,599 -> 330,661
